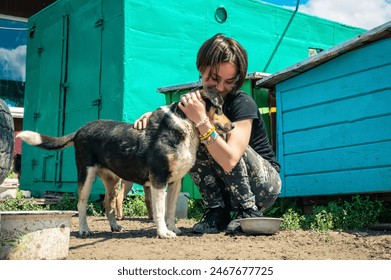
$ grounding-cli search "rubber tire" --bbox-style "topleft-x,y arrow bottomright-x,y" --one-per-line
0,98 -> 14,185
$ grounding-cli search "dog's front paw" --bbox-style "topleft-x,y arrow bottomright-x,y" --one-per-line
111,224 -> 124,232
157,229 -> 177,239
79,229 -> 94,236
168,225 -> 181,235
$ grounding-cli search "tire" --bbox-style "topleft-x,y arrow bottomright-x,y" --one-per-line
0,98 -> 14,185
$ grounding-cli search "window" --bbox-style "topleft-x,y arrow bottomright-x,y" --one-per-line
0,15 -> 28,109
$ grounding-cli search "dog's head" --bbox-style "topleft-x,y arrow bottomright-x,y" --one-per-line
199,88 -> 224,115
198,88 -> 235,137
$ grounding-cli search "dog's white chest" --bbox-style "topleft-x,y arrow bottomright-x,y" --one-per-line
169,139 -> 198,182
168,132 -> 199,182
158,106 -> 200,183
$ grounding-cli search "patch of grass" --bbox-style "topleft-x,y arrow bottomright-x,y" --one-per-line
86,200 -> 105,216
280,209 -> 305,230
122,194 -> 148,217
7,170 -> 18,179
49,193 -> 77,211
269,195 -> 385,231
342,195 -> 384,230
308,207 -> 335,232
0,191 -> 47,211
188,198 -> 205,221
2,190 -> 386,233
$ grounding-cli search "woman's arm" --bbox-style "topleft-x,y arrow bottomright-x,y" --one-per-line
202,119 -> 251,172
179,91 -> 251,172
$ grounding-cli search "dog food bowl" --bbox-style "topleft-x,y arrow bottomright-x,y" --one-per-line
0,210 -> 77,260
236,217 -> 283,235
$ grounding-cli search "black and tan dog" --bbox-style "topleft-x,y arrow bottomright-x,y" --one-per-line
17,89 -> 234,238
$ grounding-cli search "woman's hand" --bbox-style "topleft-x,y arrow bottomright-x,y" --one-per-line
133,112 -> 152,130
178,90 -> 208,124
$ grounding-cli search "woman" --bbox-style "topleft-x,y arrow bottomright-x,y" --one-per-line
135,34 -> 281,234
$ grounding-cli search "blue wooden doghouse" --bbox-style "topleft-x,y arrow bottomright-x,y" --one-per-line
256,22 -> 391,198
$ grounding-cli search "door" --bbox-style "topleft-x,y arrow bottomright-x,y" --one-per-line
24,15 -> 64,184
60,0 -> 103,182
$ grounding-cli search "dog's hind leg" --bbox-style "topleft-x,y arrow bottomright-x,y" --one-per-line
100,172 -> 125,232
143,186 -> 153,219
116,180 -> 133,220
150,184 -> 176,238
77,166 -> 97,236
165,180 -> 182,235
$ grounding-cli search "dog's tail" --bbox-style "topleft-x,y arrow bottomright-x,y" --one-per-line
17,131 -> 76,150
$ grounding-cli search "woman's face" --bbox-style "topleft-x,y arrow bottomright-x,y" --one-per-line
201,62 -> 238,99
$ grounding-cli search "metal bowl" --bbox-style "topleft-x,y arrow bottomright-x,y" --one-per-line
236,217 -> 283,235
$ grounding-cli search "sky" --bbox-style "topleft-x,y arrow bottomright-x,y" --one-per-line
263,0 -> 391,30
1,0 -> 390,83
0,18 -> 27,82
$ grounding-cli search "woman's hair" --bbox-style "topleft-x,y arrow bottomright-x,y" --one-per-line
196,33 -> 248,90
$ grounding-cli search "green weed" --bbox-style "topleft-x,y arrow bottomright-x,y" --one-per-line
50,193 -> 77,211
121,194 -> 148,217
273,195 -> 385,231
1,190 -> 386,233
343,195 -> 384,229
0,191 -> 47,211
280,208 -> 305,230
309,207 -> 334,232
187,198 -> 205,221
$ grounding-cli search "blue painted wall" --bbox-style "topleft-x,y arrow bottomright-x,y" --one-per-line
275,38 -> 391,197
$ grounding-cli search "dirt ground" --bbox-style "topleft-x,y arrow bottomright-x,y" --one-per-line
67,216 -> 391,260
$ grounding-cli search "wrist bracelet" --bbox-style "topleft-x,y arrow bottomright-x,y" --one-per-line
195,117 -> 209,128
199,126 -> 216,141
202,131 -> 219,145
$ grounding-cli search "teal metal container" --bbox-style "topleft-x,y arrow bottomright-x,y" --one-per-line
21,0 -> 365,199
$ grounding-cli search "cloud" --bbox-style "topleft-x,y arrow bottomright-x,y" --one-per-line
290,0 -> 391,30
0,45 -> 26,81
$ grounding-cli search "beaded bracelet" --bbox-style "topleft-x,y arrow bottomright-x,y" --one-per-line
199,126 -> 216,141
201,131 -> 219,145
195,117 -> 209,128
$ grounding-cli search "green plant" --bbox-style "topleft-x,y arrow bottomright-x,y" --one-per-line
187,198 -> 205,221
49,193 -> 78,211
323,201 -> 347,230
86,200 -> 105,216
7,170 -> 18,179
309,207 -> 334,232
280,208 -> 305,230
0,229 -> 31,252
121,194 -> 148,217
343,195 -> 384,230
0,191 -> 47,211
264,197 -> 301,218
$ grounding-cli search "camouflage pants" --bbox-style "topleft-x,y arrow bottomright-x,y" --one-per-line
189,145 -> 282,212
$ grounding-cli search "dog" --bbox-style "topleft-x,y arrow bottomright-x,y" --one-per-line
17,89 -> 234,238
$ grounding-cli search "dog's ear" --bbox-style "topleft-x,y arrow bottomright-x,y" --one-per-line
200,89 -> 224,115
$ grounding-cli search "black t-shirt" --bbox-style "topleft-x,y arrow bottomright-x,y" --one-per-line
223,90 -> 280,172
